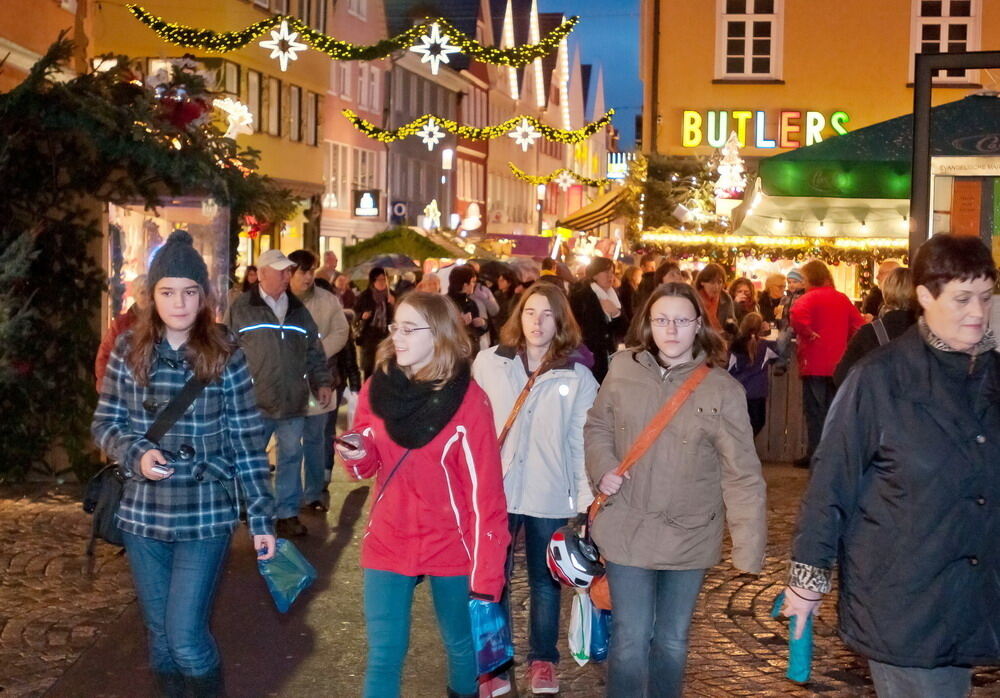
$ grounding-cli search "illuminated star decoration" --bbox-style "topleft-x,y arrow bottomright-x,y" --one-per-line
416,117 -> 445,150
554,170 -> 576,191
214,97 -> 254,139
423,199 -> 442,228
409,23 -> 460,76
508,117 -> 541,152
259,20 -> 307,72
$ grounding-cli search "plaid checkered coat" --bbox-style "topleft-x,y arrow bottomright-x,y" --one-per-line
92,334 -> 275,541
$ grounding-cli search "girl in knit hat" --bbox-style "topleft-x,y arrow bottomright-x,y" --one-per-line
92,229 -> 275,697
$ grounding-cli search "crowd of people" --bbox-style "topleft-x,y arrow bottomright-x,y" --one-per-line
91,234 -> 999,698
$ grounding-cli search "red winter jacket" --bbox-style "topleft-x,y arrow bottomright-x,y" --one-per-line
343,378 -> 510,601
790,285 -> 866,376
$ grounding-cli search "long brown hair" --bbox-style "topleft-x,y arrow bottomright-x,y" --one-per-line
628,282 -> 728,367
732,312 -> 765,363
374,292 -> 472,385
126,286 -> 233,386
499,282 -> 582,364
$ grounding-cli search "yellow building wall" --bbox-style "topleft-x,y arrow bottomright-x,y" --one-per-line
643,0 -> 1000,157
92,0 -> 325,188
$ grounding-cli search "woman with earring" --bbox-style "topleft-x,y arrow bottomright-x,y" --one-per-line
92,230 -> 275,698
336,292 -> 510,698
473,283 -> 598,696
585,282 -> 767,698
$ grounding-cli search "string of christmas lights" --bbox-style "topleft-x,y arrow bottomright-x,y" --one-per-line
343,109 -> 614,145
508,163 -> 611,189
127,5 -> 579,67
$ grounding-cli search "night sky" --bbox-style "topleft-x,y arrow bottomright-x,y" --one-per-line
539,0 -> 641,150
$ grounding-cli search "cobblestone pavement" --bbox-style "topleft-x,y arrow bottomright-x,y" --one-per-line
2,464 -> 999,697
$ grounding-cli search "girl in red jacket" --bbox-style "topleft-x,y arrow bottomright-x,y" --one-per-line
336,291 -> 510,698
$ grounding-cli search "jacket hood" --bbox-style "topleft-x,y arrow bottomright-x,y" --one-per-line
494,343 -> 592,372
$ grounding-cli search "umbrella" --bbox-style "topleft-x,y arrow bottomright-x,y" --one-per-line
506,257 -> 541,282
476,260 -> 514,282
347,253 -> 419,280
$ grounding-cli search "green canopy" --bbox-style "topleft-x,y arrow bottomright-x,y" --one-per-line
343,227 -> 454,269
759,94 -> 1000,198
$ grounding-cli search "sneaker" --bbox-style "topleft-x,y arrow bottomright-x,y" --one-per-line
529,661 -> 558,694
478,674 -> 511,698
276,516 -> 308,537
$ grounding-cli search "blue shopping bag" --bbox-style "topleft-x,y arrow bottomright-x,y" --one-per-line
771,592 -> 813,683
590,607 -> 612,662
469,599 -> 514,675
257,538 -> 317,613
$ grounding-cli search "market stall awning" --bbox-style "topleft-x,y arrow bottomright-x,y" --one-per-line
557,186 -> 627,231
759,93 -> 1000,198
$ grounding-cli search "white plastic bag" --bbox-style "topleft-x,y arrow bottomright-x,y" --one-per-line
344,387 -> 359,428
568,589 -> 593,666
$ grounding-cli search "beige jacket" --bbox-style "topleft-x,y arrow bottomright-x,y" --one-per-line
584,350 -> 766,573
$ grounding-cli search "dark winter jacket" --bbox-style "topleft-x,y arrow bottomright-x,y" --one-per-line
570,282 -> 627,383
832,309 -> 916,387
791,325 -> 1000,668
224,287 -> 331,419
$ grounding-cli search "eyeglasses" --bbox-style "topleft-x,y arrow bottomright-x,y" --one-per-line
651,317 -> 698,329
388,323 -> 431,336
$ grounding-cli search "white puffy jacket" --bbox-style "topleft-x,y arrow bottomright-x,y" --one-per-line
473,344 -> 598,518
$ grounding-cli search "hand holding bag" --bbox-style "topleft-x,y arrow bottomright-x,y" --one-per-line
568,590 -> 593,666
587,364 -> 712,610
469,598 -> 514,675
258,538 -> 318,613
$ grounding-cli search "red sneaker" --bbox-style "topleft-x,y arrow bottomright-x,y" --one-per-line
529,661 -> 559,694
478,674 -> 512,698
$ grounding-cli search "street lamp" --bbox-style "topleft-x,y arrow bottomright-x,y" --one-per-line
441,148 -> 454,230
536,183 -> 547,234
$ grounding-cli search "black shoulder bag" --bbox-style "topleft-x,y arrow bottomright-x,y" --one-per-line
84,376 -> 208,554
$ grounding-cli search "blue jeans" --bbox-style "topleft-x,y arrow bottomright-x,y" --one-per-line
503,514 -> 567,664
261,416 -> 305,519
605,562 -> 706,698
302,412 -> 330,503
123,532 -> 231,677
868,660 -> 972,698
363,569 -> 477,698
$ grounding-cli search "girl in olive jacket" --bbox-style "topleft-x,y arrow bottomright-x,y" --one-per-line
584,283 -> 766,698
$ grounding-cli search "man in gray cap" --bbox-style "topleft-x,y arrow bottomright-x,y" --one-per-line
225,248 -> 332,537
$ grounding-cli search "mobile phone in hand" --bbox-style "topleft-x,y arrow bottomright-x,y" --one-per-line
333,436 -> 359,451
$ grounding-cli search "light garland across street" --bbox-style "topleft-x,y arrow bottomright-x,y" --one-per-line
508,163 -> 612,189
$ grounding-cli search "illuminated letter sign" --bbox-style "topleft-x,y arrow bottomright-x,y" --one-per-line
681,109 -> 850,149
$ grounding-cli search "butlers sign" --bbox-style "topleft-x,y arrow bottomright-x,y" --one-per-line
681,109 -> 850,149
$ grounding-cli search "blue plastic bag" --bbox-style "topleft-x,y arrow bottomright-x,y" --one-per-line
258,538 -> 317,613
771,592 -> 813,683
590,607 -> 612,662
469,599 -> 514,675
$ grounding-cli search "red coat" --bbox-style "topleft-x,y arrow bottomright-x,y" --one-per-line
790,285 -> 866,376
94,307 -> 139,392
344,378 -> 510,601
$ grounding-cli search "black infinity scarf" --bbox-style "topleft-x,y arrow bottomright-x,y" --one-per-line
370,361 -> 471,449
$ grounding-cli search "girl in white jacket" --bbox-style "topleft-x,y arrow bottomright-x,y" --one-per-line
472,282 -> 598,697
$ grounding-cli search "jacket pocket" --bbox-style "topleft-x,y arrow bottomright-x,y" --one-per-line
661,511 -> 717,530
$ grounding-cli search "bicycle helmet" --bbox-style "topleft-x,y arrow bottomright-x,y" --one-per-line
546,525 -> 605,588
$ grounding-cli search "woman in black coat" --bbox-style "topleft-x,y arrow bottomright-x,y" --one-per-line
446,264 -> 487,355
569,257 -> 626,383
833,267 -> 917,386
782,235 -> 1000,698
354,266 -> 393,379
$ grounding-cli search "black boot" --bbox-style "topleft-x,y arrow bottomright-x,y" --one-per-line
151,671 -> 185,698
446,688 -> 477,698
186,667 -> 225,698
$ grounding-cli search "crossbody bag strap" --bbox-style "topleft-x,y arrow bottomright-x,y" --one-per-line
496,360 -> 549,451
588,363 -> 712,523
144,375 -> 209,443
872,318 -> 890,346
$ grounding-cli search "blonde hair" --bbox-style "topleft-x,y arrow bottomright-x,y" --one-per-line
880,266 -> 914,314
499,282 -> 582,363
373,292 -> 471,385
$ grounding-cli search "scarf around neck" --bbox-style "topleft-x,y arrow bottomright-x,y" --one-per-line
370,360 -> 471,448
590,282 -> 621,319
918,316 -> 997,356
371,288 -> 389,331
699,289 -> 722,331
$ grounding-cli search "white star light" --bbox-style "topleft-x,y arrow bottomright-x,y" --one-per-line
423,199 -> 442,229
555,170 -> 576,191
508,118 -> 541,152
259,20 -> 308,72
409,23 -> 461,76
214,97 -> 254,139
416,117 -> 445,151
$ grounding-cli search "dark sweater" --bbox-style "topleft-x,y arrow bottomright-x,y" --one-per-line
833,309 -> 916,386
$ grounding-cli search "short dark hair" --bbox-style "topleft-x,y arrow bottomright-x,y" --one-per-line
801,260 -> 834,288
288,249 -> 317,272
655,260 -> 681,283
447,264 -> 477,295
541,257 -> 557,271
912,234 -> 997,298
586,256 -> 614,279
694,263 -> 726,290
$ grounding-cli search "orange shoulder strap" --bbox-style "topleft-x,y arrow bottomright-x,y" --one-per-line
497,360 -> 549,451
589,363 -> 712,518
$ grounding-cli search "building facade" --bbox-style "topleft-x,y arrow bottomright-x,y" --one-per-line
641,0 -> 1000,159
